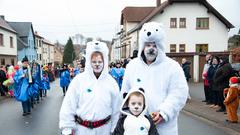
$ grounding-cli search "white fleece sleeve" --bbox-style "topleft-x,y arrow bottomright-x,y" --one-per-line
158,65 -> 188,122
59,78 -> 78,133
121,62 -> 132,94
110,82 -> 121,132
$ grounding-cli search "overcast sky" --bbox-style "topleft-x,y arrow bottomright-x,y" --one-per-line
0,0 -> 239,44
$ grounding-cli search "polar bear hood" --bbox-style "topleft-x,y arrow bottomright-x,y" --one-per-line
85,40 -> 109,79
138,22 -> 166,64
121,87 -> 148,116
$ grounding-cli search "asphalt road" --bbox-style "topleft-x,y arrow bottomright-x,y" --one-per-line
0,81 -> 232,135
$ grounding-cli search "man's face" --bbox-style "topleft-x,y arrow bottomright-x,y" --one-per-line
91,53 -> 104,73
128,94 -> 144,116
22,61 -> 28,68
143,42 -> 158,62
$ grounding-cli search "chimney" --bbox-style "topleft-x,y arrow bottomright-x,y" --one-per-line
156,0 -> 161,7
0,15 -> 5,20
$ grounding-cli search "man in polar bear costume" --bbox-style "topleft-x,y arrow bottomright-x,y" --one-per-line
59,40 -> 121,135
121,22 -> 189,135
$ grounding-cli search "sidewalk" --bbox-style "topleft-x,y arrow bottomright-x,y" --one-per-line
183,83 -> 240,134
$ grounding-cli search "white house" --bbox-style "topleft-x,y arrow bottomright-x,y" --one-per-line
111,36 -> 121,62
34,31 -> 44,65
42,39 -> 54,65
117,0 -> 234,82
0,16 -> 17,66
116,7 -> 155,59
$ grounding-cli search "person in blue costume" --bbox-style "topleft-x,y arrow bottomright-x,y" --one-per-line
14,56 -> 32,116
110,61 -> 125,90
60,64 -> 71,96
42,72 -> 50,96
30,61 -> 42,105
74,62 -> 82,76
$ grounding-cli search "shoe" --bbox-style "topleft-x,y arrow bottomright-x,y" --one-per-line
22,112 -> 28,116
216,108 -> 225,112
209,104 -> 215,108
202,100 -> 207,102
213,105 -> 220,108
226,119 -> 238,123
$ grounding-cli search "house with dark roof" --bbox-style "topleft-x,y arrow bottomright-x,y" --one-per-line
0,16 -> 17,66
115,6 -> 155,59
115,0 -> 234,82
8,22 -> 37,62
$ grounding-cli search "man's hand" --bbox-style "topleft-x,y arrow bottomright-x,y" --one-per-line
151,112 -> 164,124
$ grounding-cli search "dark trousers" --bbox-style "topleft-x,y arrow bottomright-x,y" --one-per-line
212,91 -> 219,105
43,90 -> 47,96
62,86 -> 68,95
204,85 -> 210,101
218,90 -> 226,110
21,99 -> 31,113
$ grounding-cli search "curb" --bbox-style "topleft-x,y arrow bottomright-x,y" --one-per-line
182,108 -> 240,135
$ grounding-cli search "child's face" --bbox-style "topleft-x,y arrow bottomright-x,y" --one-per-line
128,94 -> 144,116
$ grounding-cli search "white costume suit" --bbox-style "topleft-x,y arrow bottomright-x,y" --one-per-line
121,22 -> 189,135
59,41 -> 121,135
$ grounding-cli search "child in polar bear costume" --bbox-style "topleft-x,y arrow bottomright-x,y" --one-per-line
121,22 -> 188,135
113,87 -> 159,135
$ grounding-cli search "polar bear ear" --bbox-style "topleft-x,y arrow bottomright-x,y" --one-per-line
139,88 -> 145,93
123,92 -> 128,99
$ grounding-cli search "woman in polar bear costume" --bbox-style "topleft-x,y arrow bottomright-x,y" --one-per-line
121,22 -> 189,135
59,40 -> 121,135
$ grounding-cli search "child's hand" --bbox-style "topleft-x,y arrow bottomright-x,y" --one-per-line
151,112 -> 164,125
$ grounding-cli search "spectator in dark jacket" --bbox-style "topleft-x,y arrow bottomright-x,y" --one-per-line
181,58 -> 191,82
207,56 -> 220,108
0,66 -> 7,96
214,57 -> 233,112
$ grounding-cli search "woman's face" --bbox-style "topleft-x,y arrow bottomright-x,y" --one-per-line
212,58 -> 219,65
91,53 -> 104,73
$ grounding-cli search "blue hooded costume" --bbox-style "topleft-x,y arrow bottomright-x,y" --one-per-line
60,68 -> 71,88
110,67 -> 125,90
14,68 -> 30,101
42,74 -> 50,90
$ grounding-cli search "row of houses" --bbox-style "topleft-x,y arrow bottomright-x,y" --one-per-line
111,0 -> 235,82
0,15 -> 63,67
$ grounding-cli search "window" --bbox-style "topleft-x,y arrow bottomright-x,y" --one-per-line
196,44 -> 208,53
196,18 -> 209,29
179,18 -> 186,28
1,58 -> 5,65
170,44 -> 176,52
179,44 -> 186,52
170,18 -> 177,28
0,33 -> 3,46
11,59 -> 14,65
36,39 -> 38,47
39,54 -> 42,60
39,40 -> 42,47
10,36 -> 13,48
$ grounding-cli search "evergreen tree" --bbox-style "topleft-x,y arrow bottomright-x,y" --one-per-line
63,38 -> 76,64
